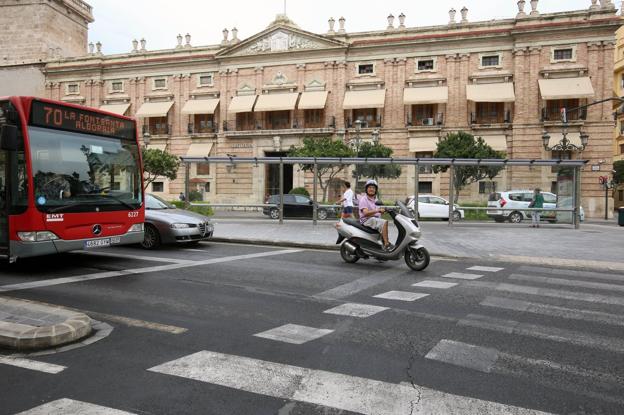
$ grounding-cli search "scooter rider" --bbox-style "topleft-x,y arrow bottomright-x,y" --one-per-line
358,179 -> 393,251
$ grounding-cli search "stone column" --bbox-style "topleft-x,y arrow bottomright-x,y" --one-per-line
335,61 -> 347,129
512,48 -> 527,125
602,41 -> 616,121
383,58 -> 395,127
397,58 -> 407,129
92,80 -> 104,108
218,69 -> 228,131
457,53 -> 470,127
587,42 -> 602,122
445,55 -> 457,126
172,74 -> 183,137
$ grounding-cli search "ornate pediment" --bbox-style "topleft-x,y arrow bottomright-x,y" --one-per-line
218,26 -> 346,58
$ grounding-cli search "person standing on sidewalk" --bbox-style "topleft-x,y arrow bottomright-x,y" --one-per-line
337,181 -> 354,219
530,188 -> 544,228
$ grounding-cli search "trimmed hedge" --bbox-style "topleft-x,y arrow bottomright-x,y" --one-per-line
289,187 -> 310,197
169,200 -> 214,217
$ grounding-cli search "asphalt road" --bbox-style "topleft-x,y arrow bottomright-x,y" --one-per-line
1,242 -> 623,415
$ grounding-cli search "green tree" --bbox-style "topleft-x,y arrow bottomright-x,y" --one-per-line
288,137 -> 354,201
352,141 -> 402,189
433,131 -> 506,201
142,148 -> 180,191
614,160 -> 624,184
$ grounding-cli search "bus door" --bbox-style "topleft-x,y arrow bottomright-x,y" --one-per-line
0,149 -> 8,258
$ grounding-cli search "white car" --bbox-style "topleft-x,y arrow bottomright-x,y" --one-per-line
406,195 -> 464,221
487,191 -> 584,223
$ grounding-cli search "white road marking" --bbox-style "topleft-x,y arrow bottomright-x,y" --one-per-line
148,350 -> 553,415
494,282 -> 624,306
323,303 -> 389,318
373,291 -> 429,302
16,398 -> 136,415
458,314 -> 624,353
0,356 -> 65,374
442,272 -> 484,280
509,273 -> 624,293
425,340 -> 624,405
84,311 -> 187,334
426,339 -> 499,372
313,274 -> 397,300
518,265 -> 624,282
0,249 -> 302,292
480,296 -> 624,327
254,324 -> 334,345
74,250 -> 192,264
467,266 -> 504,273
412,280 -> 458,289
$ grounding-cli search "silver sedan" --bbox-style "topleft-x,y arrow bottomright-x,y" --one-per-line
141,194 -> 214,249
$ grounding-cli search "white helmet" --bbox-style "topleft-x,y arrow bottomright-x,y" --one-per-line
364,179 -> 378,192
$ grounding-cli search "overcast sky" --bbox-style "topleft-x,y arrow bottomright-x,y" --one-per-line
87,0 -> 601,55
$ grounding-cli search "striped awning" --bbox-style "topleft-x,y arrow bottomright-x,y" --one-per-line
181,99 -> 220,115
99,103 -> 131,115
343,89 -> 386,109
135,101 -> 174,118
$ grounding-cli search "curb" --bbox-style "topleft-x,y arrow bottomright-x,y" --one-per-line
211,237 -> 624,271
0,297 -> 92,351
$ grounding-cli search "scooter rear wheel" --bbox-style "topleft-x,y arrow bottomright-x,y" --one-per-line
340,243 -> 360,263
405,246 -> 430,271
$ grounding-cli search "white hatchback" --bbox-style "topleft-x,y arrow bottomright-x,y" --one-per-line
486,190 -> 584,223
406,195 -> 465,221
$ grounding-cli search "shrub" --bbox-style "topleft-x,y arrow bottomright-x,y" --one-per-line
289,187 -> 310,197
188,190 -> 203,202
169,200 -> 214,216
459,201 -> 488,221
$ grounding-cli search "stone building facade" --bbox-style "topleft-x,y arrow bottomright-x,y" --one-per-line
614,22 -> 624,209
9,0 -> 622,217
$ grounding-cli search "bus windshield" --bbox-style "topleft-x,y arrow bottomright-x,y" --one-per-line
29,126 -> 142,213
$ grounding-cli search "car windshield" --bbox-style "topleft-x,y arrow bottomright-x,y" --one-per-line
29,126 -> 142,213
146,194 -> 176,210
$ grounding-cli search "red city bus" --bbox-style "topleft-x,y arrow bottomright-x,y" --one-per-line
0,97 -> 144,262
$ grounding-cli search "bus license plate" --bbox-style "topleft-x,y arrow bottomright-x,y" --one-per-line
84,237 -> 121,249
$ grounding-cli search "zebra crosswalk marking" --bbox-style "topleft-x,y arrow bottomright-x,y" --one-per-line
509,273 -> 624,293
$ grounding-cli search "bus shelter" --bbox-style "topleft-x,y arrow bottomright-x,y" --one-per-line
179,157 -> 587,229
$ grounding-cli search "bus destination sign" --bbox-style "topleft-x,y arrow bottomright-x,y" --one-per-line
30,100 -> 135,140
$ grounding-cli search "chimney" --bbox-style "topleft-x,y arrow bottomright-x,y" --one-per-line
387,14 -> 395,30
338,17 -> 346,34
328,17 -> 336,34
222,28 -> 229,45
185,33 -> 192,48
517,0 -> 527,18
398,13 -> 406,29
530,0 -> 539,16
449,8 -> 457,24
176,34 -> 183,49
460,7 -> 469,23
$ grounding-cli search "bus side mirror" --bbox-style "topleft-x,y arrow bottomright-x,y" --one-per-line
0,125 -> 18,151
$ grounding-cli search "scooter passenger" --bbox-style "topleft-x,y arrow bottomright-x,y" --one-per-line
358,179 -> 394,251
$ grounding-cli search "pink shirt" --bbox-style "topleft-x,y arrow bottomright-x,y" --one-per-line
358,195 -> 380,224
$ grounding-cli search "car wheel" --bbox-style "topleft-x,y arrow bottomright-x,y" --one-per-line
141,224 -> 161,250
452,211 -> 461,222
269,208 -> 280,220
509,211 -> 523,223
317,209 -> 328,220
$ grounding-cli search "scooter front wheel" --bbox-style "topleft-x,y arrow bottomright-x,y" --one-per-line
340,243 -> 360,263
405,246 -> 430,271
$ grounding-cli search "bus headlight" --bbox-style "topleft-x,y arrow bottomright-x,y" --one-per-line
18,231 -> 59,242
129,223 -> 144,232
170,223 -> 190,229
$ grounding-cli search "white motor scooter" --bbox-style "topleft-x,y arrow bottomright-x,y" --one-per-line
335,201 -> 430,271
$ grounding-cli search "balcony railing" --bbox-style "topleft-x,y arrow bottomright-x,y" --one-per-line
407,113 -> 444,127
541,108 -> 586,122
143,124 -> 170,136
222,118 -> 336,136
188,122 -> 218,134
470,110 -> 511,125
345,116 -> 383,129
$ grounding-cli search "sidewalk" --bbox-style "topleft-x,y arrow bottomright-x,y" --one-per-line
212,219 -> 624,271
0,297 -> 91,351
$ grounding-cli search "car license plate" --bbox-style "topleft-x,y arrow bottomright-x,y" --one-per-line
84,236 -> 121,249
